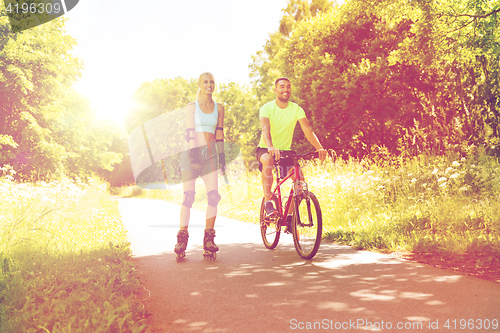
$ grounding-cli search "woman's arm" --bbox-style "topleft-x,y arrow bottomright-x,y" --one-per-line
215,104 -> 225,168
184,103 -> 197,148
185,103 -> 201,168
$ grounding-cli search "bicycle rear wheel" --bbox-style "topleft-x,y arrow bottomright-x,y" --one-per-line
260,196 -> 281,249
292,191 -> 322,259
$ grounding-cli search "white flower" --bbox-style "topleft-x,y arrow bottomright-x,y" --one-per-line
431,168 -> 439,175
437,177 -> 447,183
452,161 -> 460,168
450,173 -> 460,179
445,167 -> 455,174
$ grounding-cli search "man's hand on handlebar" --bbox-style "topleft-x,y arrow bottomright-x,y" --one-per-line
268,146 -> 280,160
316,147 -> 328,161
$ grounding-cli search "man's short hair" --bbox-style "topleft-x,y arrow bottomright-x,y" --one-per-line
275,77 -> 290,86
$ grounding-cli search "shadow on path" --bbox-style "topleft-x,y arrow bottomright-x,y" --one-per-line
118,198 -> 500,332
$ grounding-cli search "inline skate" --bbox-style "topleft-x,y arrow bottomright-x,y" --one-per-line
203,228 -> 218,261
174,230 -> 189,262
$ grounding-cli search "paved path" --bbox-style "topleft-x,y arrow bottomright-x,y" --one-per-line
117,198 -> 500,332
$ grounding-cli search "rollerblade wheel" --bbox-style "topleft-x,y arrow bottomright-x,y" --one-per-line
176,252 -> 186,262
203,251 -> 217,261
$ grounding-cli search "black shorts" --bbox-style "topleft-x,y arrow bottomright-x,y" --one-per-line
255,147 -> 295,177
179,145 -> 218,177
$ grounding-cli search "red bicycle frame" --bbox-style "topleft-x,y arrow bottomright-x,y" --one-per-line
272,161 -> 301,227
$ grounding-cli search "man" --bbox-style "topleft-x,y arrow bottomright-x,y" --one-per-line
256,77 -> 327,216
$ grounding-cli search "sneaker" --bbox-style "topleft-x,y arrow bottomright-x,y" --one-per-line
264,201 -> 278,217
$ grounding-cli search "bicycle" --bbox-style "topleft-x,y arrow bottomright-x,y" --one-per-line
259,151 -> 323,259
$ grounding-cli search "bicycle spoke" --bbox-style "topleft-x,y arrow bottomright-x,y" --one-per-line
292,191 -> 322,259
260,196 -> 281,249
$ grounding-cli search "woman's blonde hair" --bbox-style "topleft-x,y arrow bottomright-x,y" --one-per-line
197,72 -> 214,100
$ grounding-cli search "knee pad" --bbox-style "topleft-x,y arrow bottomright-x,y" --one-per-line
207,190 -> 221,207
183,191 -> 195,208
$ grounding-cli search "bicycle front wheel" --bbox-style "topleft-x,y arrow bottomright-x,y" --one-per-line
292,191 -> 322,259
260,196 -> 281,249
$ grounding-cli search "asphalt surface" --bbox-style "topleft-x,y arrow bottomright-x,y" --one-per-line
117,197 -> 500,333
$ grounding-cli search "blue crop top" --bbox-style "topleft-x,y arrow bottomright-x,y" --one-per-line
194,100 -> 218,134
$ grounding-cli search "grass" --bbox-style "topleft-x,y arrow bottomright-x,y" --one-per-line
314,148 -> 500,259
119,146 -> 500,268
0,172 -> 148,333
111,171 -> 262,224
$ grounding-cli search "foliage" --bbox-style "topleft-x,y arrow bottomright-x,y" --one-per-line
0,3 -> 122,181
0,173 -> 147,332
315,146 -> 500,261
214,82 -> 260,167
123,77 -> 198,135
250,0 -> 500,158
249,0 -> 335,106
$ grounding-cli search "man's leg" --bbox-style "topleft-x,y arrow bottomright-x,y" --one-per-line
259,152 -> 275,202
286,162 -> 305,227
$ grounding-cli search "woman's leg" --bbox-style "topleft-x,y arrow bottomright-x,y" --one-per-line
200,169 -> 219,229
179,170 -> 196,230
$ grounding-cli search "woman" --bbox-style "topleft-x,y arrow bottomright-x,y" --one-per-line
175,72 -> 225,261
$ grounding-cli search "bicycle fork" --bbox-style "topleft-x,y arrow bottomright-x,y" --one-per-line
294,195 -> 314,227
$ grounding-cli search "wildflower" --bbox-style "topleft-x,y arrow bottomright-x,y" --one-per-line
439,182 -> 447,189
459,186 -> 468,192
450,173 -> 460,179
411,178 -> 417,184
445,167 -> 455,174
452,161 -> 460,168
437,177 -> 447,183
470,164 -> 476,169
431,168 -> 439,175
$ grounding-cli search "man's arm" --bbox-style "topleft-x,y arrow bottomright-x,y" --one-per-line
260,116 -> 280,160
298,118 -> 327,161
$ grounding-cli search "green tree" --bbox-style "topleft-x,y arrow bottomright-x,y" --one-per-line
249,0 -> 335,105
0,7 -> 81,179
123,77 -> 198,134
54,92 -> 123,179
1,4 -> 122,180
214,82 -> 259,167
278,5 -> 423,156
251,0 -> 500,158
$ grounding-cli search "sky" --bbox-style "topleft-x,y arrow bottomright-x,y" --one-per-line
64,0 -> 294,125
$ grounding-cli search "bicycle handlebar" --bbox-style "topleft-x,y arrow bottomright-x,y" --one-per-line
278,151 -> 319,160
